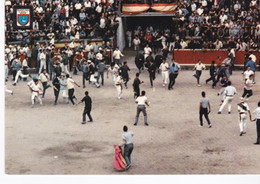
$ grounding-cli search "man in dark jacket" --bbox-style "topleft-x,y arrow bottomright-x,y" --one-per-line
206,60 -> 216,85
78,91 -> 93,124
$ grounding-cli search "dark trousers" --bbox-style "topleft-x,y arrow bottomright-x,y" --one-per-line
122,75 -> 129,87
242,88 -> 253,98
256,119 -> 260,143
12,70 -> 17,80
124,143 -> 134,166
82,108 -> 93,122
194,70 -> 202,84
168,73 -> 178,89
54,88 -> 60,104
97,72 -> 104,85
134,88 -> 140,98
149,72 -> 155,87
206,74 -> 215,84
68,88 -> 76,105
199,108 -> 211,126
42,82 -> 50,97
212,75 -> 223,87
83,72 -> 90,87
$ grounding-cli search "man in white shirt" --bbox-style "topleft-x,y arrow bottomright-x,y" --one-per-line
28,77 -> 43,107
193,59 -> 206,87
243,66 -> 254,81
133,36 -> 141,51
85,42 -> 93,52
159,59 -> 169,87
39,69 -> 51,98
218,81 -> 237,114
219,12 -> 228,24
144,44 -> 152,59
66,74 -> 80,105
134,90 -> 149,126
113,47 -> 124,66
180,39 -> 187,49
252,101 -> 260,144
237,97 -> 252,136
242,74 -> 254,100
39,49 -> 46,74
249,52 -> 257,63
107,63 -> 119,85
119,126 -> 134,169
115,73 -> 124,99
214,39 -> 223,50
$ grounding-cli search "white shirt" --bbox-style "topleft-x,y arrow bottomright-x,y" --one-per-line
180,41 -> 187,49
133,38 -> 141,45
159,62 -> 169,71
108,64 -> 119,75
244,70 -> 254,80
69,42 -> 76,49
36,7 -> 43,13
194,63 -> 205,71
40,53 -> 46,61
84,1 -> 91,7
121,132 -> 134,145
85,44 -> 93,52
136,96 -> 147,105
238,102 -> 250,113
39,73 -> 49,82
28,81 -> 41,91
244,79 -> 253,90
96,6 -> 102,13
144,47 -> 152,55
96,53 -> 103,60
113,50 -> 124,59
75,3 -> 82,10
67,78 -> 75,89
22,59 -> 28,67
224,86 -> 237,96
219,14 -> 228,24
249,54 -> 257,62
115,76 -> 123,85
253,107 -> 260,119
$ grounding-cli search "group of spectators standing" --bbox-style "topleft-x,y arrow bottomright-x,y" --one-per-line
5,0 -> 120,45
126,0 -> 259,52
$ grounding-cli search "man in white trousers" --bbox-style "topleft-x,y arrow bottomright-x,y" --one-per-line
237,97 -> 252,136
218,81 -> 237,114
5,55 -> 9,81
107,63 -> 119,85
39,49 -> 46,74
13,65 -> 32,86
27,77 -> 43,107
5,84 -> 13,95
159,59 -> 169,87
115,72 -> 124,99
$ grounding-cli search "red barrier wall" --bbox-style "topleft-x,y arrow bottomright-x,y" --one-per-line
173,50 -> 260,65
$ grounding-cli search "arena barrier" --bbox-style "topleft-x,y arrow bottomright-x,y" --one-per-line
173,50 -> 260,66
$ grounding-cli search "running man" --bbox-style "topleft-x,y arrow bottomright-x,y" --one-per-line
27,77 -> 43,107
193,59 -> 206,87
242,74 -> 254,100
218,81 -> 237,114
115,72 -> 124,99
132,73 -> 143,99
66,74 -> 80,105
39,69 -> 51,98
58,74 -> 69,104
168,60 -> 181,90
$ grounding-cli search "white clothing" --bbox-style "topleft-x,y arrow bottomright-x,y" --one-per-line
224,86 -> 237,96
253,107 -> 260,119
75,3 -> 82,10
115,76 -> 123,99
39,73 -> 49,82
144,47 -> 152,59
180,41 -> 187,49
67,78 -> 75,89
238,102 -> 250,133
219,96 -> 234,112
5,85 -> 13,94
244,79 -> 253,90
161,71 -> 169,85
31,91 -> 42,105
159,62 -> 169,71
244,70 -> 254,80
39,60 -> 46,74
113,50 -> 124,59
194,63 -> 206,71
121,132 -> 134,145
96,53 -> 103,60
85,44 -> 93,52
249,54 -> 257,63
14,70 -> 29,84
136,96 -> 147,105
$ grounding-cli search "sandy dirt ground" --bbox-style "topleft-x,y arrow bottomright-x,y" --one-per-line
5,51 -> 260,174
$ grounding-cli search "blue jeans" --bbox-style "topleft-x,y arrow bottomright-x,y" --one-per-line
124,143 -> 134,166
97,72 -> 104,85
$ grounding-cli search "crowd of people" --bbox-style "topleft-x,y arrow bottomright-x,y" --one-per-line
5,0 -> 120,44
126,0 -> 259,51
